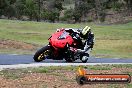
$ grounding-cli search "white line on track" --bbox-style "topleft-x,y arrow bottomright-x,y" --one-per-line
0,63 -> 132,71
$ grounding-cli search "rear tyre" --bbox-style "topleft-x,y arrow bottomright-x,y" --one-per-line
65,50 -> 74,62
33,45 -> 50,62
65,58 -> 73,62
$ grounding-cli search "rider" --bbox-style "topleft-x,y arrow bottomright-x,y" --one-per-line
77,26 -> 95,54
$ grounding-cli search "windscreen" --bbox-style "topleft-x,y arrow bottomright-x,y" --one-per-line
58,31 -> 69,39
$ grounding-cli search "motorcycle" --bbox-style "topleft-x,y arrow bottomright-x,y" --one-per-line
33,28 -> 89,63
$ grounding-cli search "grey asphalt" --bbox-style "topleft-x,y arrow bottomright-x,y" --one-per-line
0,54 -> 132,65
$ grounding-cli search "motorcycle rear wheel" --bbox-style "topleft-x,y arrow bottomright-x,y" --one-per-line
65,58 -> 74,62
65,50 -> 75,62
33,45 -> 50,62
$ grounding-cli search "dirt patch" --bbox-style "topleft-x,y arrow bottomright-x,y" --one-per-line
0,39 -> 37,50
0,66 -> 131,88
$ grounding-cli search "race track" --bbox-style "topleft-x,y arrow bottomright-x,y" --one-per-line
0,54 -> 132,70
0,54 -> 132,65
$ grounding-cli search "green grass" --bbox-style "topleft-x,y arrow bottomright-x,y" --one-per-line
30,66 -> 78,73
112,64 -> 132,68
0,64 -> 132,79
127,84 -> 132,88
0,19 -> 132,58
0,69 -> 24,79
0,64 -> 131,88
87,65 -> 112,70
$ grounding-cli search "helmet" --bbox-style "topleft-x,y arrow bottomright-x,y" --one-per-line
81,26 -> 91,36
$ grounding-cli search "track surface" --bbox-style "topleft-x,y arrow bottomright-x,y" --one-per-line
0,54 -> 132,65
0,54 -> 132,70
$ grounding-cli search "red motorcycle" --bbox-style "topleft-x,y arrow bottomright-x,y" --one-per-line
33,28 -> 89,63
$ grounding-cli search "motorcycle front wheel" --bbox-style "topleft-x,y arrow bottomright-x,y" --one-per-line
33,45 -> 50,62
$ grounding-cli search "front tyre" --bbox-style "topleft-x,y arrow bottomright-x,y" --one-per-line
33,45 -> 50,62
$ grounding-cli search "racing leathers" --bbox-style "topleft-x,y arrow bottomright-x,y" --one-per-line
77,30 -> 95,55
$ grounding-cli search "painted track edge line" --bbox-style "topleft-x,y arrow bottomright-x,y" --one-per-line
0,63 -> 132,71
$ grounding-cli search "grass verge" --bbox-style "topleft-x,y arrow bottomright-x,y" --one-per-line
0,19 -> 132,58
0,64 -> 131,88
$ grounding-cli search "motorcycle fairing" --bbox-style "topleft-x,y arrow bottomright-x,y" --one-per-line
49,30 -> 74,48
